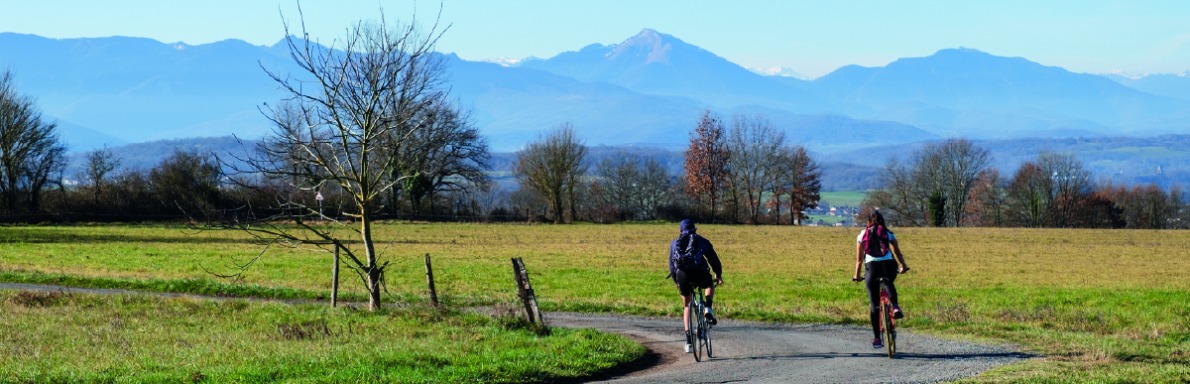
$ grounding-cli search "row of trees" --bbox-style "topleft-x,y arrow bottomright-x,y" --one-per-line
5,75 -> 1185,232
0,71 -> 489,224
508,111 -> 824,225
866,139 -> 1187,229
683,111 -> 822,225
39,150 -> 230,220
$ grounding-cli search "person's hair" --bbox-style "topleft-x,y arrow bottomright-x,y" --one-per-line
868,210 -> 886,227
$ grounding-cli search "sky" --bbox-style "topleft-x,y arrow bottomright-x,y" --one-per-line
3,0 -> 1190,78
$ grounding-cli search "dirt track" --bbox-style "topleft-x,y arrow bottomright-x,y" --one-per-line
549,312 -> 1031,383
1,283 -> 1030,383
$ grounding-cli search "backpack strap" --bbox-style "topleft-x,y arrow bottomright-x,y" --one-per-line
876,225 -> 890,251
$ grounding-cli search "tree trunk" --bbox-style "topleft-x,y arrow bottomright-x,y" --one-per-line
568,183 -> 577,223
787,194 -> 796,225
361,214 -> 381,311
552,190 -> 564,224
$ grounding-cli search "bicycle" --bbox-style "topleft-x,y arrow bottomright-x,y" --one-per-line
853,272 -> 904,358
687,284 -> 714,362
876,277 -> 897,358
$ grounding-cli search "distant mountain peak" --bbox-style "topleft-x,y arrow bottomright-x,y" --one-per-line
609,28 -> 676,64
629,28 -> 663,42
947,46 -> 986,54
487,57 -> 523,67
882,47 -> 1043,71
749,66 -> 811,79
929,47 -> 996,59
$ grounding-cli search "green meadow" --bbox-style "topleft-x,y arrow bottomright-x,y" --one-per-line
820,190 -> 867,207
0,290 -> 639,383
2,223 -> 1188,383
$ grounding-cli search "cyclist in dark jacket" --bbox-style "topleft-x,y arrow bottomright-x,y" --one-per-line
669,219 -> 724,353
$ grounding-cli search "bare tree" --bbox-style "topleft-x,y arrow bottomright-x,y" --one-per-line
962,168 -> 1005,227
635,156 -> 676,220
151,150 -> 222,217
0,70 -> 67,215
589,155 -> 641,222
684,110 -> 729,220
867,139 -> 989,227
391,99 -> 490,215
1005,162 -> 1050,227
81,146 -> 122,207
589,153 -> 674,222
1037,151 -> 1091,227
934,139 -> 990,226
771,145 -> 821,225
509,186 -> 549,222
906,139 -> 990,226
726,114 -> 784,223
1002,152 -> 1093,228
225,6 -> 447,311
513,124 -> 587,223
1170,186 -> 1188,229
1108,183 -> 1176,229
865,156 -> 925,227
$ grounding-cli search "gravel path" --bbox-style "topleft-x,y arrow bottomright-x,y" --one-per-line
1,283 -> 1031,383
548,312 -> 1031,383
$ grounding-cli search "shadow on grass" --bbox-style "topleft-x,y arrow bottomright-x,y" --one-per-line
1,232 -> 300,245
0,228 -> 464,246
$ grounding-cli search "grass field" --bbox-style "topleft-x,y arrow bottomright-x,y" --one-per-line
2,223 -> 1189,382
819,190 -> 867,207
0,290 -> 640,383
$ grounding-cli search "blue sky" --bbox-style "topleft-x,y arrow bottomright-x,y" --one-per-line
3,0 -> 1189,78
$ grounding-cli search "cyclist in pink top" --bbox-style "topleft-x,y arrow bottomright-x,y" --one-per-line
852,210 -> 910,349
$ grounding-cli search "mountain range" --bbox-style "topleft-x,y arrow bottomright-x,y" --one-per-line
2,29 -> 1188,189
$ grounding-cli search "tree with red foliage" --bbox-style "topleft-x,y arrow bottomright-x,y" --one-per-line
684,110 -> 729,219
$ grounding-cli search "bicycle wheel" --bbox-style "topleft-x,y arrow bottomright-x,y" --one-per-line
703,305 -> 713,358
689,300 -> 702,362
881,299 -> 896,358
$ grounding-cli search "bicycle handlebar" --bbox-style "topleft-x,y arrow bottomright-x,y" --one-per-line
852,266 -> 910,283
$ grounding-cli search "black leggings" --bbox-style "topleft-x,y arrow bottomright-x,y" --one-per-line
865,259 -> 900,338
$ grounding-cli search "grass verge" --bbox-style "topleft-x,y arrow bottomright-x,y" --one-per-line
0,289 -> 643,383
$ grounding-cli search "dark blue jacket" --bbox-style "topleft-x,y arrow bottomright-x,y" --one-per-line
669,231 -> 723,278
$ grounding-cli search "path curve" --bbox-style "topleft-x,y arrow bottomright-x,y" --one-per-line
548,312 -> 1031,383
1,284 -> 1030,383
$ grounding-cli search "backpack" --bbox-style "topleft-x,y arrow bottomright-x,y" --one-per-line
671,233 -> 708,272
862,225 -> 891,257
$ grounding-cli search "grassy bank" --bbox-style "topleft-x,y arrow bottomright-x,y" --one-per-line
2,223 -> 1189,382
0,290 -> 641,383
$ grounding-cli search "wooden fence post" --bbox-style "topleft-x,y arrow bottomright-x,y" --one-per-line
510,257 -> 545,325
425,253 -> 439,307
331,243 -> 340,308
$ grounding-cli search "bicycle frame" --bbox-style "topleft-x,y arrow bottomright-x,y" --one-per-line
688,285 -> 714,362
878,278 -> 896,358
